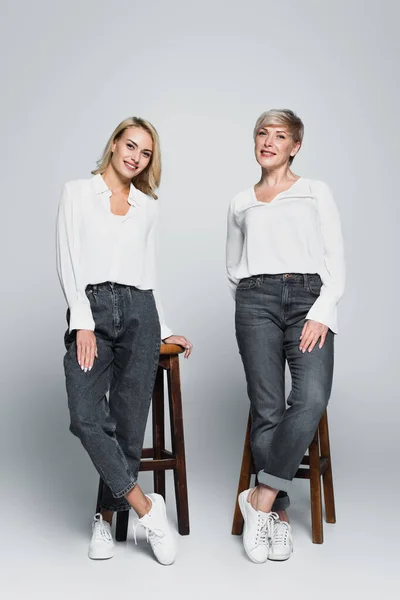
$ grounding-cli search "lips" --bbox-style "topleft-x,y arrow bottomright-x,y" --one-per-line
261,151 -> 276,157
124,161 -> 138,171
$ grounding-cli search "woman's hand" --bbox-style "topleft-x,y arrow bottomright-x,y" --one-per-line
299,320 -> 328,353
162,335 -> 193,359
76,329 -> 98,371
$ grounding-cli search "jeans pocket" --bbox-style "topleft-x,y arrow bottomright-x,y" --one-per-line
237,277 -> 257,291
306,279 -> 322,296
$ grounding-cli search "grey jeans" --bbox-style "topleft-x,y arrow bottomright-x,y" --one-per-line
235,273 -> 334,511
64,282 -> 161,511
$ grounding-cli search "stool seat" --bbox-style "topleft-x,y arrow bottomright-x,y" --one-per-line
96,343 -> 190,541
159,343 -> 185,355
231,410 -> 336,544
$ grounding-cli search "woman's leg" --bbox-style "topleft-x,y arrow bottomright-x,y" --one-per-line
257,297 -> 334,492
97,285 -> 161,516
64,288 -> 141,507
235,276 -> 289,512
98,285 -> 175,565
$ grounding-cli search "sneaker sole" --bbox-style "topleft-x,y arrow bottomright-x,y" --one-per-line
88,548 -> 115,560
238,492 -> 269,564
268,542 -> 293,561
268,551 -> 292,561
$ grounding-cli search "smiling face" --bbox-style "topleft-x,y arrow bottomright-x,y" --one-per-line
110,126 -> 153,180
254,124 -> 301,170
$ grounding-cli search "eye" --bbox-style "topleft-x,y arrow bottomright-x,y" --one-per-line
127,143 -> 134,149
143,152 -> 151,158
277,135 -> 286,139
258,131 -> 266,136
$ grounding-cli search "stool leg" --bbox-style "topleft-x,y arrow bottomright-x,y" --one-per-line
232,413 -> 253,535
168,355 -> 190,535
309,430 -> 323,544
319,411 -> 336,523
116,511 -> 129,542
153,366 -> 166,499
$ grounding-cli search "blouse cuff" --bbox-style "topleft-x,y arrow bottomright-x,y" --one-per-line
161,322 -> 173,341
228,278 -> 238,299
305,295 -> 338,334
69,303 -> 95,333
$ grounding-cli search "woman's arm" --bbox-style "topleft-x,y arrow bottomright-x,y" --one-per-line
146,206 -> 173,340
147,205 -> 192,357
305,181 -> 346,333
56,182 -> 95,333
226,199 -> 244,297
153,291 -> 173,341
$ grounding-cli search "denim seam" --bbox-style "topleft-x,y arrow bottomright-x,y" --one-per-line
280,283 -> 286,324
113,478 -> 137,499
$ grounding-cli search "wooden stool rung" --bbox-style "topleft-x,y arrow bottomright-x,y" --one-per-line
139,458 -> 176,471
294,467 -> 312,479
141,448 -> 154,459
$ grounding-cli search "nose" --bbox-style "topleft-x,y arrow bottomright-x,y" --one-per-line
264,135 -> 273,148
130,149 -> 140,164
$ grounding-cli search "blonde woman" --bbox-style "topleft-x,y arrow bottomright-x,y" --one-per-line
57,117 -> 192,563
226,109 -> 345,563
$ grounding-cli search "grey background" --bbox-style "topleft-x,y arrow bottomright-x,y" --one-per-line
1,0 -> 398,597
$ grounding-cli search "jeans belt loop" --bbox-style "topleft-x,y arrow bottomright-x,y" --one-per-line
303,273 -> 308,289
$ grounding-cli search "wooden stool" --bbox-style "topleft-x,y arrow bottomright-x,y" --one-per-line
96,343 -> 190,540
231,410 -> 336,543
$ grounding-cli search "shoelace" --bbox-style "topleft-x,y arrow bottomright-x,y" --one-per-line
256,512 -> 279,546
132,518 -> 166,547
93,514 -> 112,542
273,520 -> 290,546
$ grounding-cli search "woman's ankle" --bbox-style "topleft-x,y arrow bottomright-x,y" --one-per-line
125,485 -> 152,518
249,485 -> 278,513
276,509 -> 289,523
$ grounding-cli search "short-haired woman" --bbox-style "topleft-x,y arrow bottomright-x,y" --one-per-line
57,117 -> 192,563
226,109 -> 345,563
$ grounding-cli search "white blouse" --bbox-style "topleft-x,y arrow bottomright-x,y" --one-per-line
56,173 -> 173,340
226,177 -> 345,333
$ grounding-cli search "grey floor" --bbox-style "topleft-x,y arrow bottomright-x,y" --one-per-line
4,395 -> 397,600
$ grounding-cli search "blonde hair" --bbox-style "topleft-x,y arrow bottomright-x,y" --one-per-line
253,109 -> 304,165
92,117 -> 161,199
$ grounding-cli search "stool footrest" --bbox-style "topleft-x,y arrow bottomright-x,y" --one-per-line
140,458 -> 176,471
296,457 -> 329,478
140,448 -> 175,460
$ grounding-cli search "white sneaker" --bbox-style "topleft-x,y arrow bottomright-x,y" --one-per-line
238,488 -> 278,563
133,494 -> 177,565
269,520 -> 293,561
88,513 -> 115,560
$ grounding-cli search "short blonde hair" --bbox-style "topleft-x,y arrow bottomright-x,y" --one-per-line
92,117 -> 161,199
253,109 -> 304,165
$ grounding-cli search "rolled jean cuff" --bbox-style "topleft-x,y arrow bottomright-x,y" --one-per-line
257,470 -> 293,494
112,479 -> 137,499
272,494 -> 290,511
99,502 -> 131,512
